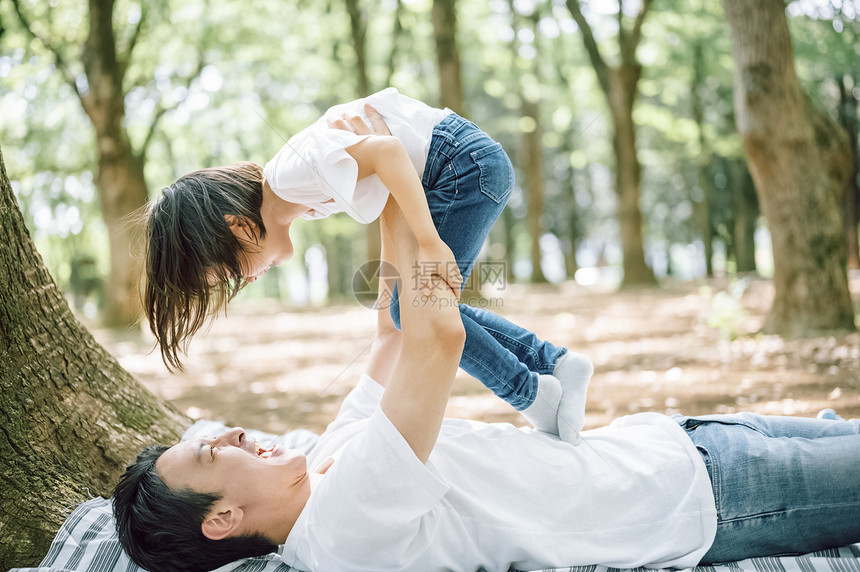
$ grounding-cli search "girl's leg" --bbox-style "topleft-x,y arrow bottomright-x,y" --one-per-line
680,414 -> 860,563
456,311 -> 543,410
458,304 -> 559,374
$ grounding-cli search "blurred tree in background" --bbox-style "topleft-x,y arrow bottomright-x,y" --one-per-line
565,0 -> 657,287
8,0 -> 207,326
1,0 -> 858,330
723,0 -> 855,336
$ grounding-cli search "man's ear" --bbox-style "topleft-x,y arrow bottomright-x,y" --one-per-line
201,506 -> 244,541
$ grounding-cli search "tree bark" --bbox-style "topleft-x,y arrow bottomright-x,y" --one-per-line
566,0 -> 656,287
432,0 -> 464,115
722,0 -> 855,335
0,147 -> 188,569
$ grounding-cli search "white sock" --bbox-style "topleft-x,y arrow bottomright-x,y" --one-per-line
520,374 -> 562,435
555,351 -> 594,445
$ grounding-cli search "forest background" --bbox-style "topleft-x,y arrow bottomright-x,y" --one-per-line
1,0 -> 860,567
4,0 -> 858,320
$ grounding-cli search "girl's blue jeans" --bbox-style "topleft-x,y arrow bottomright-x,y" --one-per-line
676,413 -> 860,563
388,113 -> 564,410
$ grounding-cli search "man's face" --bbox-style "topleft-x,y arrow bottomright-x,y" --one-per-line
156,428 -> 309,530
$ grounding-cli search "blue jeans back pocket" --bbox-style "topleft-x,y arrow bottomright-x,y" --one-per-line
471,142 -> 514,204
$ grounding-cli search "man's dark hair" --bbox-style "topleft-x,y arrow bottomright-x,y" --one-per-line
113,445 -> 277,572
144,161 -> 266,371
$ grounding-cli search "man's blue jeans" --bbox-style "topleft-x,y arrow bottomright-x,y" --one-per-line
388,113 -> 564,410
676,413 -> 860,563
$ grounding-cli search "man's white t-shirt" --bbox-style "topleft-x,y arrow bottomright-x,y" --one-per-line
263,88 -> 451,224
281,375 -> 717,572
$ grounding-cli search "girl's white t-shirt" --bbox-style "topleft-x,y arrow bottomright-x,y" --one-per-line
281,374 -> 717,572
262,88 -> 451,224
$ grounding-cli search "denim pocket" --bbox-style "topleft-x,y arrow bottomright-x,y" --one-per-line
470,142 -> 514,204
695,445 -> 720,515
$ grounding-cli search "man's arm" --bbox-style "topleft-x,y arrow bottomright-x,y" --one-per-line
377,197 -> 465,463
363,232 -> 402,388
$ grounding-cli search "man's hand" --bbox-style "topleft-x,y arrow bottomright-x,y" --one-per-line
327,103 -> 392,136
417,239 -> 463,299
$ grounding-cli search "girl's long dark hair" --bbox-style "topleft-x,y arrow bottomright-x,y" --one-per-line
145,162 -> 266,370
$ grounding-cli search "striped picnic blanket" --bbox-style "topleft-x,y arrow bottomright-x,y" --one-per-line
9,421 -> 860,572
8,496 -> 860,572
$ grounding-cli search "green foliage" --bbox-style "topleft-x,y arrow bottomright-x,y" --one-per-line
1,0 -> 857,304
700,280 -> 750,341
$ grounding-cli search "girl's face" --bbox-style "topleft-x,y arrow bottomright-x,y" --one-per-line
225,216 -> 294,283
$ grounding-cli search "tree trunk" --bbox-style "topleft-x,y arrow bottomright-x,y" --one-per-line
94,140 -> 149,327
565,0 -> 656,288
433,0 -> 488,300
731,159 -> 758,274
344,0 -> 370,97
522,98 -> 548,284
722,0 -> 855,335
561,167 -> 581,280
506,3 -> 548,284
342,0 -> 382,269
0,147 -> 188,569
385,0 -> 405,88
609,65 -> 655,286
432,0 -> 464,115
701,169 -> 715,277
837,74 -> 860,270
77,0 -> 149,327
691,42 -> 714,277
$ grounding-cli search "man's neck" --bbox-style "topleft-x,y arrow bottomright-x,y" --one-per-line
263,470 -> 326,545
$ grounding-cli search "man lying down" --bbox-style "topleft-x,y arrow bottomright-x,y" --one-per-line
113,199 -> 860,572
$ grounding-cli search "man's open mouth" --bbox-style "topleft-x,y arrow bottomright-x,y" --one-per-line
255,441 -> 277,459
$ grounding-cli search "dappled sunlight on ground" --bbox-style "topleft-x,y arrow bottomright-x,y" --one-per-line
88,274 -> 860,437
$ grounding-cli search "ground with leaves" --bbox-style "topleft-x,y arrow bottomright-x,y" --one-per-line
90,274 -> 860,438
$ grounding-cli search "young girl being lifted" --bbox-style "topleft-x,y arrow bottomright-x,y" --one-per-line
145,88 -> 592,443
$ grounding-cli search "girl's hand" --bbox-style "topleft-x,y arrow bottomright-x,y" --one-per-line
417,239 -> 463,299
327,103 -> 392,136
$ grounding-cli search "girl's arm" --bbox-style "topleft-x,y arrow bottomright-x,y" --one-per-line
335,107 -> 463,297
